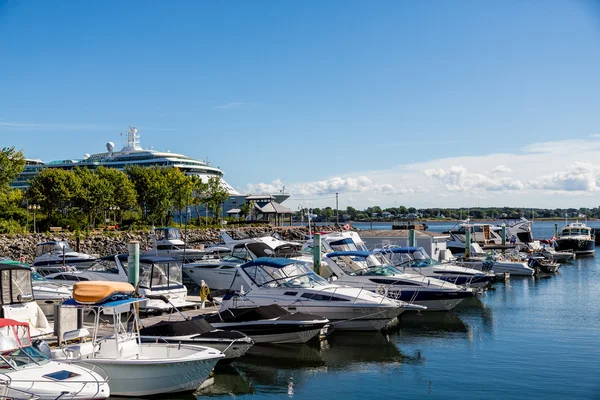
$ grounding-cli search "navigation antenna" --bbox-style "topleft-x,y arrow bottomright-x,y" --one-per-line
122,126 -> 142,151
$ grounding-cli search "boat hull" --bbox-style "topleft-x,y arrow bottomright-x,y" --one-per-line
58,344 -> 222,397
209,320 -> 327,344
282,305 -> 403,331
140,337 -> 253,359
555,238 -> 595,256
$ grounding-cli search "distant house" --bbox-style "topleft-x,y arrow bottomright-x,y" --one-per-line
342,213 -> 351,221
382,211 -> 393,218
371,212 -> 379,218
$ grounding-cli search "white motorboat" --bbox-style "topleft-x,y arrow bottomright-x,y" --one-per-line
322,251 -> 474,311
457,244 -> 535,276
0,262 -> 53,337
183,240 -> 306,290
375,246 -> 496,288
32,241 -> 97,275
554,222 -> 595,256
221,257 -> 425,331
143,227 -> 230,263
204,304 -> 331,344
45,255 -> 197,311
540,247 -> 574,262
52,285 -> 224,397
0,318 -> 110,400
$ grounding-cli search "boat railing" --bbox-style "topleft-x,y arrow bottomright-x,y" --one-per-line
0,379 -> 40,400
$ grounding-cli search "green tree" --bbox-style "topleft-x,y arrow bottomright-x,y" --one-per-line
126,166 -> 172,225
73,168 -> 111,227
205,177 -> 229,223
96,167 -> 138,223
26,169 -> 81,227
0,147 -> 26,232
167,168 -> 195,224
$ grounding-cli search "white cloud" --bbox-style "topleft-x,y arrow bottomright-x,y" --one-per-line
244,136 -> 600,209
243,176 -> 414,198
529,162 -> 600,192
492,165 -> 513,173
423,165 -> 523,192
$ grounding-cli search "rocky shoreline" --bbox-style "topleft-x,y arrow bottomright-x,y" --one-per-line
0,225 -> 342,263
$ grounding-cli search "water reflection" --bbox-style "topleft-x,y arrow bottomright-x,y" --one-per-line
195,364 -> 254,397
227,332 -> 425,394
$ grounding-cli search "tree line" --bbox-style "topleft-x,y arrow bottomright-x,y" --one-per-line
0,147 -> 229,233
301,205 -> 600,222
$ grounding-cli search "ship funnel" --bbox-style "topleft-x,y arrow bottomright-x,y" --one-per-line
107,142 -> 115,155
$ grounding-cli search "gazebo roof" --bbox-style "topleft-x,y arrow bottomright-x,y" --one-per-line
260,201 -> 293,214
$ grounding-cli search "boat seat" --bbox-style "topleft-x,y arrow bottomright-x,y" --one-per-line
97,337 -> 139,359
64,342 -> 97,359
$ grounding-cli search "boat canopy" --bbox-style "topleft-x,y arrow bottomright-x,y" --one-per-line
0,319 -> 31,352
154,227 -> 182,241
374,247 -> 421,254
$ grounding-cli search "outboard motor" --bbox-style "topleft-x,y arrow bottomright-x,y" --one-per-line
32,339 -> 52,359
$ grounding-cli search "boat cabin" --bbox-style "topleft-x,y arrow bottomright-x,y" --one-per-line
0,263 -> 52,337
560,223 -> 593,238
323,251 -> 398,278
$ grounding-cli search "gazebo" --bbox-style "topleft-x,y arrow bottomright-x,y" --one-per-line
259,201 -> 294,226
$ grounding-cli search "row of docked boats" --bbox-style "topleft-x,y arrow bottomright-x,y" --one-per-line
445,218 -> 595,256
0,223 -> 582,398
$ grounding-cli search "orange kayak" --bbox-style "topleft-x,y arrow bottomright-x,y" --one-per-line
73,281 -> 135,304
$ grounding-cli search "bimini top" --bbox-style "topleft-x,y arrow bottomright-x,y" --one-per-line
374,247 -> 421,254
0,262 -> 31,271
241,257 -> 305,269
63,296 -> 143,309
326,250 -> 373,258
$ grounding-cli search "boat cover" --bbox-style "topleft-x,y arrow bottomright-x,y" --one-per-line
72,281 -> 135,304
139,318 -> 247,339
206,304 -> 290,324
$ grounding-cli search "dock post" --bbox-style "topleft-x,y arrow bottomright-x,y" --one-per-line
313,233 -> 322,275
501,224 -> 506,246
409,229 -> 416,247
465,228 -> 471,258
554,224 -> 558,238
127,241 -> 140,288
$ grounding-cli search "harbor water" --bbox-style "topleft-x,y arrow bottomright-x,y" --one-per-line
143,222 -> 600,399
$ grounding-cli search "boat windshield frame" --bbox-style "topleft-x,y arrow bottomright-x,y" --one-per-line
0,346 -> 50,370
242,262 -> 329,288
35,241 -> 72,257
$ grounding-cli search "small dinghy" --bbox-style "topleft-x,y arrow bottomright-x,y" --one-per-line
51,281 -> 225,397
0,318 -> 110,400
204,303 -> 331,344
139,318 -> 254,360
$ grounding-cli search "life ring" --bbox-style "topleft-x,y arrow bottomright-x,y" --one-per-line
19,256 -> 25,264
195,245 -> 201,250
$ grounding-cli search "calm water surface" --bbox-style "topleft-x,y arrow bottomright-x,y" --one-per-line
136,222 -> 600,399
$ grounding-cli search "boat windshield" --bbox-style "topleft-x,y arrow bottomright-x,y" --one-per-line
328,254 -> 401,276
242,262 -> 328,288
0,346 -> 49,370
35,241 -> 71,257
30,271 -> 47,282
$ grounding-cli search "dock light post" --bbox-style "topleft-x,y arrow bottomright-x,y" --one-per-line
335,193 -> 339,225
28,204 -> 40,233
109,206 -> 120,225
501,223 -> 506,246
313,233 -> 322,275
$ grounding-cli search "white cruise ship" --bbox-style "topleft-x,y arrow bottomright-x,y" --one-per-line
12,127 -> 289,209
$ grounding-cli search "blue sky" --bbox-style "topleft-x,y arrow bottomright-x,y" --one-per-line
1,1 -> 600,209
